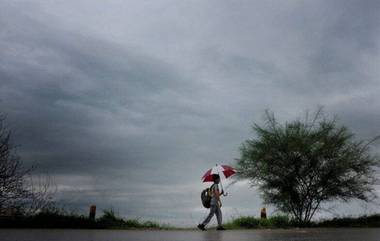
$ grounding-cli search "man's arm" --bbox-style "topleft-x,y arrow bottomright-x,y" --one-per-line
213,186 -> 222,206
214,185 -> 224,196
214,187 -> 220,200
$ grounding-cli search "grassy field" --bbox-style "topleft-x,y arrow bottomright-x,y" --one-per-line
0,208 -> 172,229
2,208 -> 380,229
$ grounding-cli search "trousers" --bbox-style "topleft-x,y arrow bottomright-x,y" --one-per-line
202,204 -> 222,226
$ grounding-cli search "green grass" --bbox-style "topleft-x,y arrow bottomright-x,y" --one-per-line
2,207 -> 380,229
224,215 -> 291,229
224,214 -> 380,229
316,214 -> 380,228
0,208 -> 170,229
96,209 -> 164,229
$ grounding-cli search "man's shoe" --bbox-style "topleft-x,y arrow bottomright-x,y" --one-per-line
197,224 -> 206,231
217,226 -> 226,230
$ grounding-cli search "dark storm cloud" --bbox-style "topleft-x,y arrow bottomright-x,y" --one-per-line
0,4 -> 204,176
1,0 -> 380,225
304,1 -> 380,88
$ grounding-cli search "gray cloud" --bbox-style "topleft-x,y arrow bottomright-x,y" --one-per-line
1,0 -> 380,226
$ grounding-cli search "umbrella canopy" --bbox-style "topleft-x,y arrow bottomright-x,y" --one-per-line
202,164 -> 236,182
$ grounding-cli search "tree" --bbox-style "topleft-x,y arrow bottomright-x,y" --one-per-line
236,109 -> 380,225
0,114 -> 54,215
0,115 -> 30,213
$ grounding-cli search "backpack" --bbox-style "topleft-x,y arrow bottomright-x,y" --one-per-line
201,184 -> 215,209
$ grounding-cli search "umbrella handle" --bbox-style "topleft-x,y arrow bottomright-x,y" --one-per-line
219,177 -> 227,196
217,168 -> 224,191
216,164 -> 228,197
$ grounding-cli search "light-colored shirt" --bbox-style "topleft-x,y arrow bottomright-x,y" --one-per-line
210,184 -> 220,206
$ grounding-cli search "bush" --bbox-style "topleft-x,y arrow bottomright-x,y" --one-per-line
316,214 -> 380,228
96,209 -> 162,229
366,214 -> 380,227
142,220 -> 160,228
0,206 -> 166,229
97,209 -> 126,228
230,216 -> 260,228
259,218 -> 271,227
270,215 -> 290,228
124,219 -> 141,228
225,215 -> 291,229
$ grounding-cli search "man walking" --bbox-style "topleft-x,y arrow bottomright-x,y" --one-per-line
198,174 -> 225,230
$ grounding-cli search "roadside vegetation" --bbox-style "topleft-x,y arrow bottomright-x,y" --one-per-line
224,215 -> 292,229
2,208 -> 380,229
316,214 -> 380,228
224,214 -> 380,229
0,208 -> 172,229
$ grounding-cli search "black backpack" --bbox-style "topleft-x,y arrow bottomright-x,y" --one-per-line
201,184 -> 215,209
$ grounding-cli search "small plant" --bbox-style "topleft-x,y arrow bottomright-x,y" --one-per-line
231,216 -> 260,228
259,218 -> 271,227
270,215 -> 290,228
225,215 -> 292,229
142,220 -> 160,228
97,209 -> 126,228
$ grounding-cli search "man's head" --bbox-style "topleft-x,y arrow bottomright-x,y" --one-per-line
212,174 -> 220,184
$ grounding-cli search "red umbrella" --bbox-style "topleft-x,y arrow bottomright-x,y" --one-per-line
202,164 -> 236,182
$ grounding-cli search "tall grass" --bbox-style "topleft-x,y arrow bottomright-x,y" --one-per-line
0,208 -> 168,229
224,214 -> 380,229
2,208 -> 380,229
316,214 -> 380,228
224,215 -> 291,229
96,209 -> 163,229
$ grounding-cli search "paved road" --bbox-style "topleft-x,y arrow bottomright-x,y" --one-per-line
1,228 -> 379,241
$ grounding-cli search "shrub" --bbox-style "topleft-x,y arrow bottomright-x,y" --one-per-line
97,209 -> 126,228
270,215 -> 290,228
259,218 -> 271,227
232,216 -> 260,228
225,215 -> 292,229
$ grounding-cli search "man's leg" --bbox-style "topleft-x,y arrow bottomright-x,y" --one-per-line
202,205 -> 217,226
215,206 -> 222,227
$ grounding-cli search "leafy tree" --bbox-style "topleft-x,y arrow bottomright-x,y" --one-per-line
236,109 -> 380,225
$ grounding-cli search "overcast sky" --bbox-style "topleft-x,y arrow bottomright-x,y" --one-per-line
1,0 -> 380,226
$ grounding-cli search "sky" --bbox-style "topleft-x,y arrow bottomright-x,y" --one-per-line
1,0 -> 380,226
